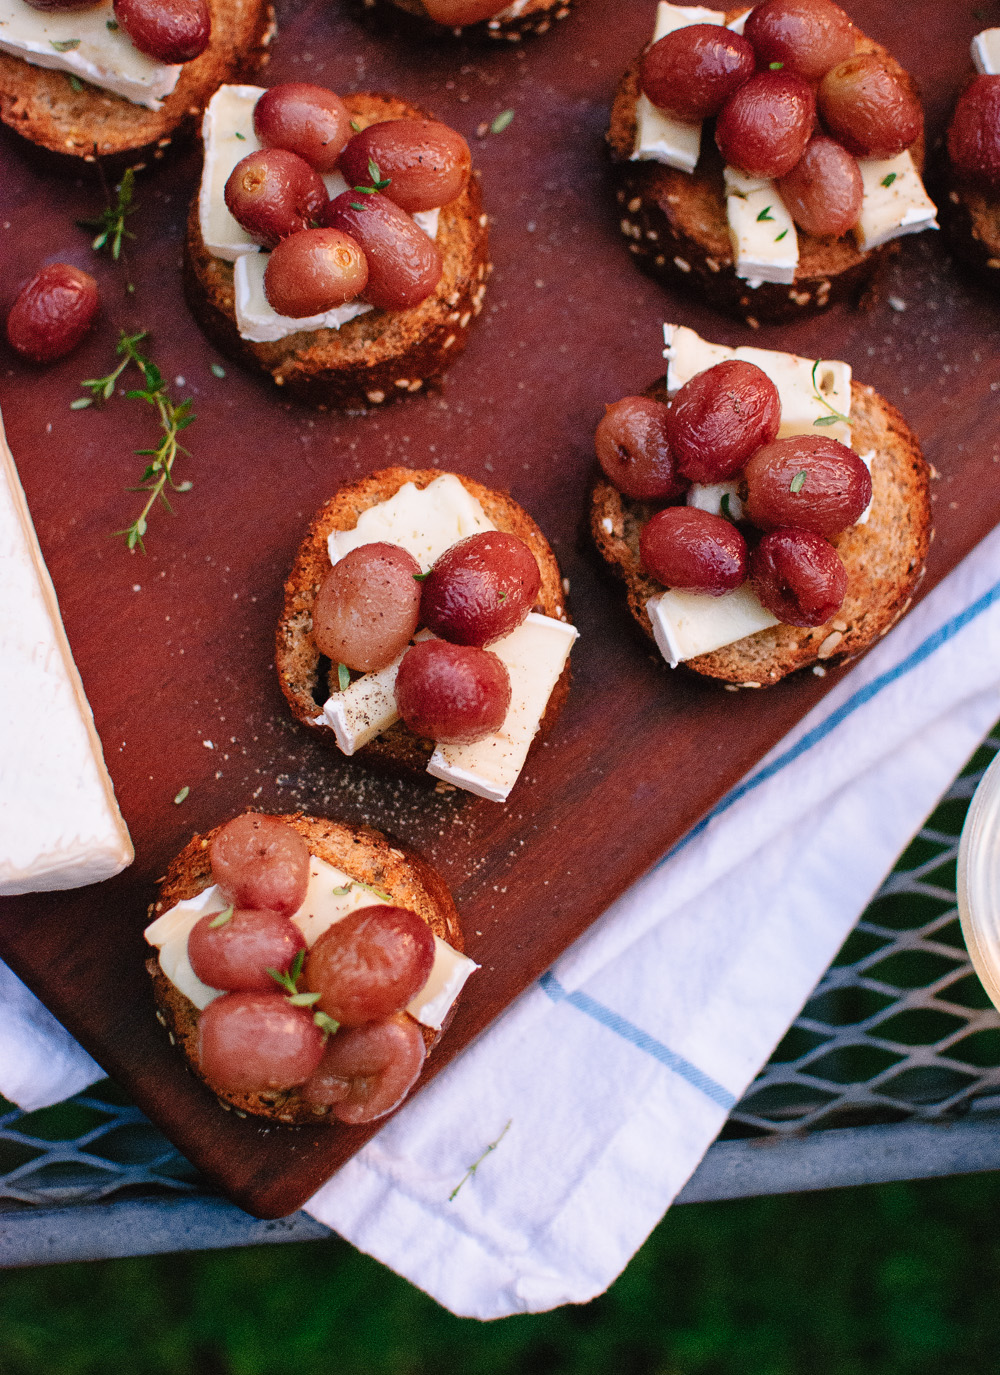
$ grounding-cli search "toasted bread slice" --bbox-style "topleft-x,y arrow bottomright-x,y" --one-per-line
0,0 -> 274,164
183,92 -> 490,407
590,380 -> 931,686
607,19 -> 925,325
943,169 -> 1000,275
381,0 -> 573,41
276,466 -> 571,777
147,811 -> 463,1124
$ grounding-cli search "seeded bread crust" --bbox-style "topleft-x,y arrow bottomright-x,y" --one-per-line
381,0 -> 574,42
146,811 -> 463,1125
0,0 -> 275,164
943,174 -> 1000,275
606,16 -> 926,325
590,379 -> 931,686
183,92 -> 490,408
276,466 -> 571,779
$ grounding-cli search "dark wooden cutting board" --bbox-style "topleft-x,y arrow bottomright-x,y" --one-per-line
1,0 -> 997,1218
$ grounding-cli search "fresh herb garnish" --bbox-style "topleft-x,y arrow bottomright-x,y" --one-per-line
337,661 -> 351,691
881,171 -> 897,188
78,166 -> 136,261
354,158 -> 391,197
449,1120 -> 512,1202
413,570 -> 430,581
313,1011 -> 340,1036
490,109 -> 514,135
69,74 -> 83,92
210,362 -> 226,378
768,60 -> 784,69
810,359 -> 851,428
235,130 -> 246,140
330,879 -> 392,902
720,492 -> 735,523
790,469 -> 807,494
774,228 -> 789,242
267,949 -> 308,996
51,37 -> 80,50
756,205 -> 775,222
349,201 -> 365,211
173,785 -> 190,805
106,16 -> 118,27
349,119 -> 362,133
209,903 -> 235,929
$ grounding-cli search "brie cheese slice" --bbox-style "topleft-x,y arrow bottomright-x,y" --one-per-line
723,166 -> 799,286
687,481 -> 743,522
855,151 -> 939,252
972,27 -> 1000,75
0,0 -> 180,110
631,3 -> 725,172
322,655 -> 403,755
328,474 -> 495,571
647,585 -> 780,668
0,410 -> 133,894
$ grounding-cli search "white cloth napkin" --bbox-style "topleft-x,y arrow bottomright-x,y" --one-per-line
4,527 -> 1000,1317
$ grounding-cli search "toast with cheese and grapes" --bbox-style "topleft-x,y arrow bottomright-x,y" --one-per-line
184,87 -> 489,408
590,325 -> 931,686
145,812 -> 471,1124
607,2 -> 937,325
0,0 -> 274,163
380,0 -> 574,42
942,30 -> 1000,277
276,467 -> 575,802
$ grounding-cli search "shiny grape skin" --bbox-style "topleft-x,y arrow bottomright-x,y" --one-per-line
188,907 -> 306,993
340,120 -> 472,213
639,25 -> 755,122
742,436 -> 871,537
595,397 -> 689,502
224,149 -> 327,249
210,815 -> 310,917
749,528 -> 847,627
321,191 -> 443,311
394,640 -> 511,743
420,0 -> 503,22
304,905 -> 436,1027
776,135 -> 862,237
948,76 -> 1000,186
6,263 -> 98,364
666,361 -> 781,484
420,532 -> 541,648
253,84 -> 352,173
715,71 -> 816,181
198,993 -> 325,1093
301,1015 -> 426,1124
640,507 -> 747,596
313,542 -> 421,672
113,0 -> 209,63
818,56 -> 921,160
743,0 -> 856,82
263,228 -> 368,318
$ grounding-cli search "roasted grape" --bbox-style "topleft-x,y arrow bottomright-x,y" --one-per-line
188,907 -> 306,993
640,507 -> 746,596
253,83 -> 352,173
750,528 -> 847,626
594,396 -> 687,501
666,361 -> 781,484
301,1015 -> 425,1124
743,0 -> 856,82
818,56 -> 921,159
394,640 -> 511,743
640,25 -> 755,122
210,815 -> 310,917
420,532 -> 540,647
313,542 -> 421,672
715,71 -> 815,181
6,263 -> 98,364
419,0 -> 502,21
198,992 -> 325,1093
948,76 -> 1000,185
113,0 -> 209,63
224,149 -> 327,249
304,905 -> 435,1027
776,135 -> 862,237
340,120 -> 472,213
321,192 -> 443,311
742,436 -> 871,537
263,228 -> 368,318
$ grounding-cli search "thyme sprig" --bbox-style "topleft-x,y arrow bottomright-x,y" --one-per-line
78,167 -> 137,261
330,879 -> 393,902
810,359 -> 851,428
74,331 -> 196,552
449,1120 -> 512,1202
267,951 -> 340,1037
353,157 -> 391,196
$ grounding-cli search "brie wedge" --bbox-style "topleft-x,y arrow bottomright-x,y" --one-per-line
144,857 -> 478,1030
648,585 -> 780,668
972,27 -> 1000,75
0,0 -> 181,110
723,167 -> 798,286
0,410 -> 133,894
855,151 -> 939,252
328,473 -> 496,572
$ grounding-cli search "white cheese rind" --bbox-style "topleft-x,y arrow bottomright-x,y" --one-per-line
855,449 -> 875,527
0,411 -> 133,894
322,656 -> 402,755
855,151 -> 939,252
0,0 -> 180,110
428,613 -> 578,803
328,474 -> 495,571
973,28 -> 1000,75
687,481 -> 743,521
143,860 -> 478,1028
647,585 -> 780,668
631,4 -> 725,171
723,167 -> 799,286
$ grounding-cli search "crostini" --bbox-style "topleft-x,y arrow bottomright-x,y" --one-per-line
943,28 -> 1000,276
380,0 -> 574,43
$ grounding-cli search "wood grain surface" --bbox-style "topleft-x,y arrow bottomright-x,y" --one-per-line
0,0 -> 997,1218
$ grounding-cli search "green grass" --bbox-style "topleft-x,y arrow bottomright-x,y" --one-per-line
4,1171 -> 1000,1375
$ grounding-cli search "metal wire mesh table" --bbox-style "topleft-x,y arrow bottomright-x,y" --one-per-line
4,733 -> 1000,1267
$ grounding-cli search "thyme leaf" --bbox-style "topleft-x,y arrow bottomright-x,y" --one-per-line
77,166 -> 137,261
173,785 -> 190,805
50,37 -> 80,50
490,109 -> 514,134
209,903 -> 235,929
881,171 -> 897,188
449,1120 -> 513,1202
790,469 -> 807,494
756,205 -> 775,222
337,662 -> 350,691
810,360 -> 851,427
